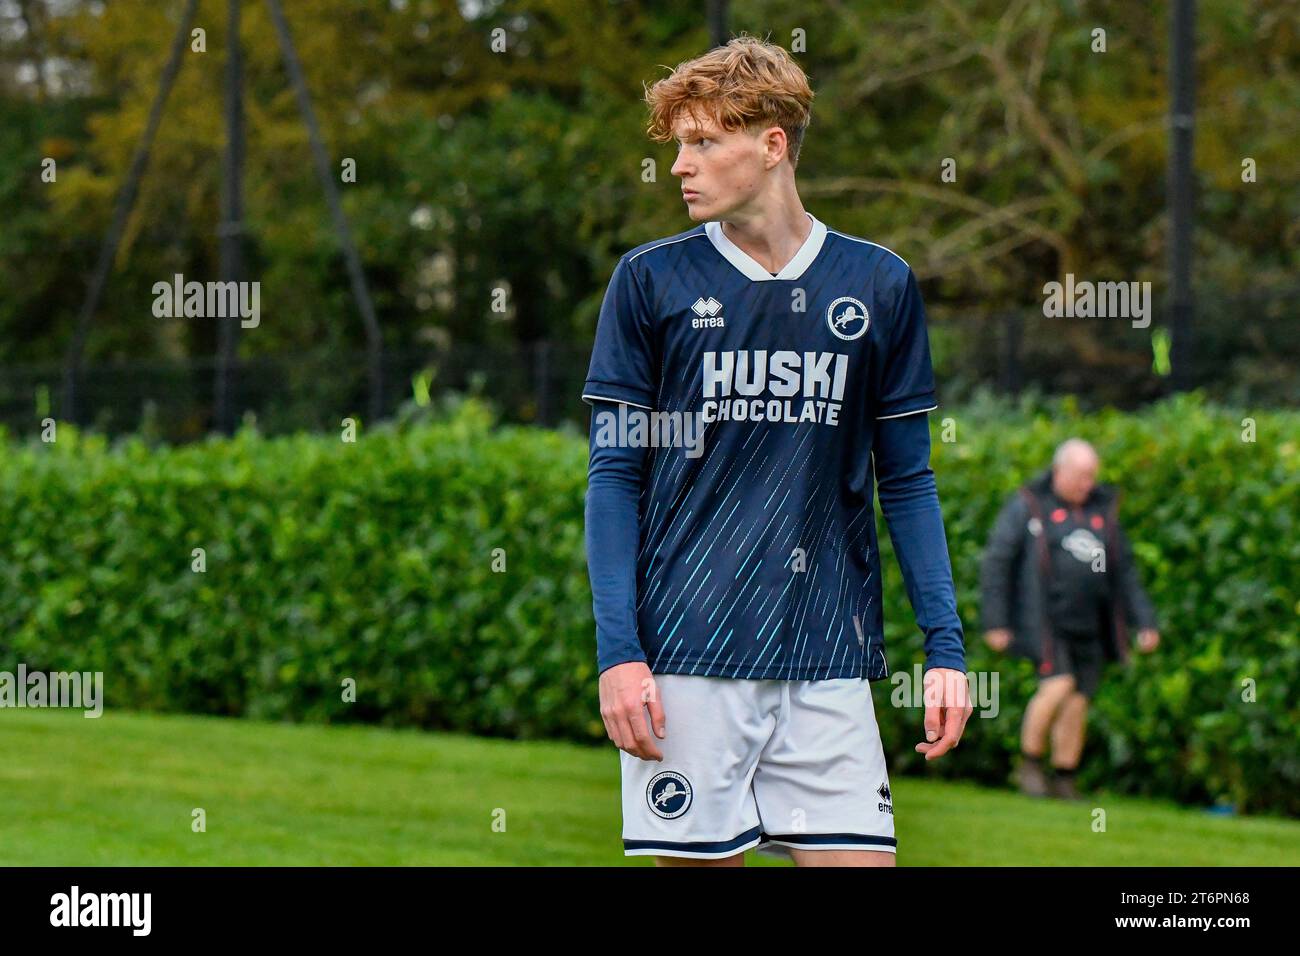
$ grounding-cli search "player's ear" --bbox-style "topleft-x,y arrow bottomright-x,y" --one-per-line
762,126 -> 788,167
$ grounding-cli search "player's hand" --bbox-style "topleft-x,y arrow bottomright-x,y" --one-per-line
1137,628 -> 1160,652
914,666 -> 972,762
984,628 -> 1012,652
598,660 -> 666,761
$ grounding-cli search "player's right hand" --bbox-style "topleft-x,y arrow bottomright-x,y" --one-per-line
598,660 -> 665,761
984,628 -> 1012,652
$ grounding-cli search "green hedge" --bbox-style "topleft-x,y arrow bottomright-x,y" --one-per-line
881,392 -> 1299,816
0,399 -> 595,740
1,392 -> 1295,814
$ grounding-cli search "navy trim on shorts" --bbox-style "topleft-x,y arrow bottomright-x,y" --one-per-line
759,832 -> 898,848
623,825 -> 763,854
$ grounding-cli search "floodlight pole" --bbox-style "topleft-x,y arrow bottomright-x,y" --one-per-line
215,0 -> 245,435
708,0 -> 729,47
1167,0 -> 1196,392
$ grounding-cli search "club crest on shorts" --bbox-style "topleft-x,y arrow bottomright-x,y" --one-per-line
827,296 -> 869,341
647,770 -> 693,819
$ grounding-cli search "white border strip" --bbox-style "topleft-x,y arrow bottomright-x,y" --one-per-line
582,392 -> 654,411
627,229 -> 708,264
758,838 -> 897,853
876,404 -> 938,420
826,229 -> 910,269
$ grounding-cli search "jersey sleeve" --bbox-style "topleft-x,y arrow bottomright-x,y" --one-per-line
582,256 -> 658,410
585,399 -> 650,674
873,412 -> 967,673
875,268 -> 939,420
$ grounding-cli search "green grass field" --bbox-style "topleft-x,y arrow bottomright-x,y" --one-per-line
0,708 -> 1295,866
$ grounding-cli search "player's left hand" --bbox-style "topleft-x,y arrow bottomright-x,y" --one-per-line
1137,628 -> 1160,652
914,667 -> 972,761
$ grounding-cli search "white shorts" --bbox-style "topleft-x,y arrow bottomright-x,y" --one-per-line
620,674 -> 895,859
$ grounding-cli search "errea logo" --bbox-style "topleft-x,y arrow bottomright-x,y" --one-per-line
691,296 -> 725,328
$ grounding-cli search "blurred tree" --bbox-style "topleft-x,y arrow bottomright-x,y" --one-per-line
0,0 -> 1295,410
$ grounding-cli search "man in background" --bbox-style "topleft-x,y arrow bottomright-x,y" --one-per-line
980,439 -> 1160,800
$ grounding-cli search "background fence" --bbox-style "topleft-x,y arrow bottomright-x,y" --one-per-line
3,284 -> 1295,443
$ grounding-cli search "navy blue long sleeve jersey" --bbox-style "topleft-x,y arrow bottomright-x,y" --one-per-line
582,212 -> 966,681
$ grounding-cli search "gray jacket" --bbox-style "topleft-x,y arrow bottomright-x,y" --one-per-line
979,468 -> 1158,676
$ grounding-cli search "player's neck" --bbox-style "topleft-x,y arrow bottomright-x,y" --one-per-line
719,194 -> 811,276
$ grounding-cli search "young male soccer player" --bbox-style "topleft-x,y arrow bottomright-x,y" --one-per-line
583,36 -> 971,867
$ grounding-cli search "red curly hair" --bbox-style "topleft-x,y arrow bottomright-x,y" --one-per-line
644,34 -> 814,168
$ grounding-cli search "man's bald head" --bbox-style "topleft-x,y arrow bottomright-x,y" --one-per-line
1051,438 -> 1100,505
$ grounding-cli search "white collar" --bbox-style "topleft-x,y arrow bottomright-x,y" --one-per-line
705,211 -> 827,282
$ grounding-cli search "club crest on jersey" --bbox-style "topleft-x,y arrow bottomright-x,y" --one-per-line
826,296 -> 869,341
691,296 -> 725,328
647,771 -> 693,819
